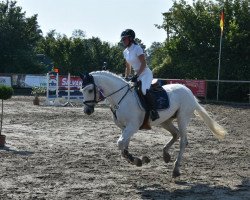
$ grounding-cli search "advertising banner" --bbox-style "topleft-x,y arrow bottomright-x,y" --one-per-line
25,75 -> 47,88
12,74 -> 47,88
167,79 -> 207,97
0,76 -> 12,86
59,76 -> 82,90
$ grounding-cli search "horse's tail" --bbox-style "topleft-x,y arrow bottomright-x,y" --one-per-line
194,101 -> 227,140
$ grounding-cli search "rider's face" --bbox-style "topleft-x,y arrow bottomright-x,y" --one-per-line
122,36 -> 130,47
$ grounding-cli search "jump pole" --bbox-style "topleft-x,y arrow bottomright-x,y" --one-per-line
46,72 -> 58,105
56,72 -> 59,99
65,73 -> 73,106
67,73 -> 70,102
46,73 -> 49,101
52,72 -> 61,106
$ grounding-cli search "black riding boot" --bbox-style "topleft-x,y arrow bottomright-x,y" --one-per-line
145,90 -> 159,121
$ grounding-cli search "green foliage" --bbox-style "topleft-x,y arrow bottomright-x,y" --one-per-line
36,31 -> 125,75
0,0 -> 44,73
0,85 -> 13,136
151,0 -> 249,81
31,87 -> 46,97
0,85 -> 13,100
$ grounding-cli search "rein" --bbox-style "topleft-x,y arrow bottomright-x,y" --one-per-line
104,83 -> 129,101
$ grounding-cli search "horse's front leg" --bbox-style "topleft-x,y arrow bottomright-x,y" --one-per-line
121,149 -> 143,167
117,126 -> 149,167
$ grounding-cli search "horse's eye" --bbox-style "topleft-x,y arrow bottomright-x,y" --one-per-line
88,89 -> 93,93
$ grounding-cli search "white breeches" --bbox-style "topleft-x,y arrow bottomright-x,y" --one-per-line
137,67 -> 153,95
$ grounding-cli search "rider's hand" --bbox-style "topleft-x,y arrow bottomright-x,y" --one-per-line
131,75 -> 138,82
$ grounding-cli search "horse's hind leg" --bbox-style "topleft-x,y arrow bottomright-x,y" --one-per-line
161,119 -> 180,163
172,112 -> 191,178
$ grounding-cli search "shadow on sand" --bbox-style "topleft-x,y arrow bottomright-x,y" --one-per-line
0,145 -> 34,156
137,178 -> 250,200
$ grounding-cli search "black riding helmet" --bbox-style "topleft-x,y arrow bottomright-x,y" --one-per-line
120,29 -> 135,40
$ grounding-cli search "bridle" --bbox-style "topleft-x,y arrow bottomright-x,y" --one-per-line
82,75 -> 130,109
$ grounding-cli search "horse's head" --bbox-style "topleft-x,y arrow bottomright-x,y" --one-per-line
80,73 -> 102,115
80,71 -> 129,115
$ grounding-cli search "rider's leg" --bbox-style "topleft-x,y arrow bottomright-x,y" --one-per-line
138,69 -> 159,121
144,90 -> 159,121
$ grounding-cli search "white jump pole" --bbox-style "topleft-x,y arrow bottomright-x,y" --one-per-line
67,73 -> 70,102
45,73 -> 50,105
56,72 -> 59,99
46,73 -> 49,100
52,72 -> 61,106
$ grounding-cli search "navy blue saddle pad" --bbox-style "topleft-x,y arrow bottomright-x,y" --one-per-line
150,87 -> 169,110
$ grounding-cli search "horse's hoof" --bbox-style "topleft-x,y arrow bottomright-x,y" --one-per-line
172,170 -> 181,178
142,156 -> 150,164
163,151 -> 171,163
134,157 -> 142,167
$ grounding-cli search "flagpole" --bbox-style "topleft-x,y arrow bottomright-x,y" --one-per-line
216,31 -> 223,101
217,8 -> 224,101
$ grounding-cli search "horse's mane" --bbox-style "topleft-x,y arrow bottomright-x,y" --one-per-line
91,71 -> 126,83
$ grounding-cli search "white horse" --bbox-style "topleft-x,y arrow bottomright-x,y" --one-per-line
80,71 -> 227,178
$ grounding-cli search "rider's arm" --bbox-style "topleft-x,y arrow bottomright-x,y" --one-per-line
136,54 -> 146,76
125,61 -> 131,78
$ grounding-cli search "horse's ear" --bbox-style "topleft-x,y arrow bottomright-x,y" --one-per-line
79,73 -> 85,80
80,72 -> 94,87
79,72 -> 89,80
88,73 -> 94,82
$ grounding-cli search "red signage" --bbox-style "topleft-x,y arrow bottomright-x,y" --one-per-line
163,79 -> 207,97
58,76 -> 82,90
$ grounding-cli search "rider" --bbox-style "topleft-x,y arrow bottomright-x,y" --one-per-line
102,61 -> 107,70
121,29 -> 159,121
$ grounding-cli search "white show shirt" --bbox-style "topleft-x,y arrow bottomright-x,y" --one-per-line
123,43 -> 144,72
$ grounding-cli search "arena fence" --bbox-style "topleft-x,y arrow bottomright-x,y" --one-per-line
0,73 -> 249,104
206,80 -> 250,104
158,79 -> 250,104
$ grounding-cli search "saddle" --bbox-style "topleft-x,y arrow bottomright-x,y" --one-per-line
135,80 -> 169,130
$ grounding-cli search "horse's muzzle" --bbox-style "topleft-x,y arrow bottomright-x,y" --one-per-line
84,105 -> 94,115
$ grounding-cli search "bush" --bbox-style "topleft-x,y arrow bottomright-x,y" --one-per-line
0,85 -> 13,100
0,85 -> 13,136
31,87 -> 46,97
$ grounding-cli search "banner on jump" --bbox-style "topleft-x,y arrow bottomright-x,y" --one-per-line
48,75 -> 82,89
47,74 -> 83,100
60,76 -> 82,90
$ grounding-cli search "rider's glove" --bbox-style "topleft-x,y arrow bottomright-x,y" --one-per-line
131,74 -> 138,82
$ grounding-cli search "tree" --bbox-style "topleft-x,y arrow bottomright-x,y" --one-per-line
0,0 -> 43,73
221,0 -> 250,80
36,31 -> 125,75
151,0 -> 249,81
71,29 -> 86,39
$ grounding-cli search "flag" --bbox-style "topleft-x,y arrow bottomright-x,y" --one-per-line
220,9 -> 224,32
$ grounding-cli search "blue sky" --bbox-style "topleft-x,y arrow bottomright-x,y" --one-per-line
16,0 -> 193,47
